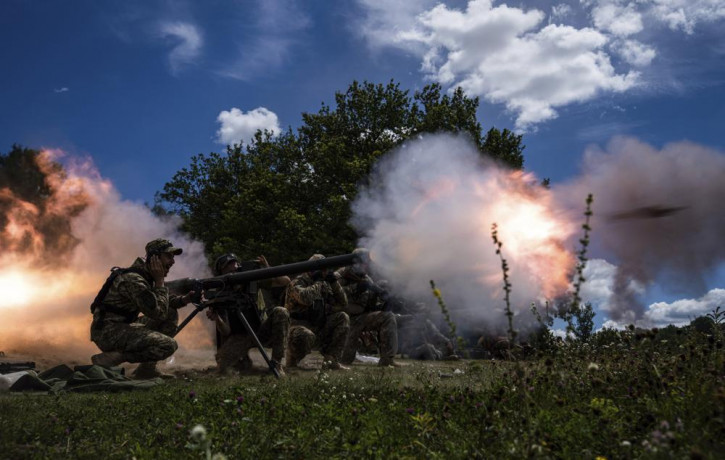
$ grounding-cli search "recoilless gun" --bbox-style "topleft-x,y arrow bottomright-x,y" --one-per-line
167,253 -> 361,378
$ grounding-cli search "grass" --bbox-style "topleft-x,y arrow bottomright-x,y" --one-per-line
2,326 -> 724,459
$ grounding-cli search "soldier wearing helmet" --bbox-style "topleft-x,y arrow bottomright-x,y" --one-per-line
205,252 -> 290,376
285,254 -> 351,370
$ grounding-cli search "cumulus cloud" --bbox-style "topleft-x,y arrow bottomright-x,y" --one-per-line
591,2 -> 643,36
53,87 -> 69,93
602,289 -> 725,329
615,39 -> 656,67
356,0 -> 639,131
354,0 -> 725,130
215,107 -> 281,146
159,21 -> 203,75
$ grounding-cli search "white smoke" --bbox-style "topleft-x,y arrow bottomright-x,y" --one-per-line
352,133 -> 578,337
0,152 -> 215,368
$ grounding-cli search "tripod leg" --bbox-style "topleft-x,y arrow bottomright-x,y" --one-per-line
173,303 -> 207,337
234,309 -> 281,379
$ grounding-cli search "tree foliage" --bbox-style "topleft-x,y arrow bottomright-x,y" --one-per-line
156,81 -> 526,263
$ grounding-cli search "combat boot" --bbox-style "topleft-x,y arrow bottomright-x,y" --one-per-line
91,351 -> 125,368
133,362 -> 176,380
285,353 -> 303,369
273,362 -> 286,378
379,356 -> 406,367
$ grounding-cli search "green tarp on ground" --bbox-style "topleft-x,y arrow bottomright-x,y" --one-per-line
9,364 -> 163,393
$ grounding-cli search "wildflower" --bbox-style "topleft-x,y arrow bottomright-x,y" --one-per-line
406,407 -> 415,414
189,424 -> 207,443
189,390 -> 197,399
587,362 -> 600,371
175,422 -> 184,430
236,396 -> 244,404
621,440 -> 631,447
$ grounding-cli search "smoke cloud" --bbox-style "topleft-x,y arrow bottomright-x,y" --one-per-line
0,150 -> 214,368
554,136 -> 725,322
352,134 -> 579,337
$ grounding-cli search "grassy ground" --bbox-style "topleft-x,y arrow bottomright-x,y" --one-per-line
1,326 -> 724,459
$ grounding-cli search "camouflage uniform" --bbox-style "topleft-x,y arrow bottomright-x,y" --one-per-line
397,315 -> 454,360
211,295 -> 290,373
335,266 -> 398,365
90,257 -> 182,363
285,270 -> 349,367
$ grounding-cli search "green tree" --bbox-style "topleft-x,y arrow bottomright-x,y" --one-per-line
156,81 -> 526,262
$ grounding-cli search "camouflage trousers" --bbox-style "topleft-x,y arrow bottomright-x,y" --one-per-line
341,311 -> 398,364
216,307 -> 289,371
288,312 -> 350,365
398,317 -> 452,360
90,309 -> 179,364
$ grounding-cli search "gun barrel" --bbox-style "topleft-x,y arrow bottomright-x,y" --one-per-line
167,253 -> 360,294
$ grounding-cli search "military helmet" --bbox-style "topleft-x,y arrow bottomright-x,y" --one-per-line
214,253 -> 238,276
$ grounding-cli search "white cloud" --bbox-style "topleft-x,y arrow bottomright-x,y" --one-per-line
355,0 -> 725,130
215,107 -> 281,146
353,0 -> 437,52
550,4 -> 573,23
615,39 -> 656,66
639,289 -> 725,328
54,87 -> 69,93
356,0 -> 639,131
647,0 -> 725,34
159,21 -> 203,75
591,3 -> 643,36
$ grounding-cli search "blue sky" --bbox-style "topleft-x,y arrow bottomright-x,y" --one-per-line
2,0 -> 724,330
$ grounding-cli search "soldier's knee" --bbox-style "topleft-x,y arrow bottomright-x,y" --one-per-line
330,312 -> 350,328
271,307 -> 290,322
382,311 -> 396,327
158,337 -> 178,359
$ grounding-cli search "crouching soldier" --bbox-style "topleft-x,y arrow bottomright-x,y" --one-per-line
90,238 -> 196,379
206,253 -> 290,376
285,254 -> 350,370
336,248 -> 401,367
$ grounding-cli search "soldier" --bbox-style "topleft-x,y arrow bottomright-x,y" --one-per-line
206,253 -> 290,376
90,238 -> 196,379
285,254 -> 350,370
335,248 -> 401,367
396,308 -> 458,360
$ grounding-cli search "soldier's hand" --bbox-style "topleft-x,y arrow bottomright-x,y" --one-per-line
148,255 -> 165,284
206,309 -> 218,321
256,255 -> 270,268
356,280 -> 371,293
324,271 -> 339,283
180,290 -> 198,306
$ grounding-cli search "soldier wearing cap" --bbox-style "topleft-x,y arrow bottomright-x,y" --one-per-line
205,253 -> 290,376
89,238 -> 196,379
285,254 -> 351,370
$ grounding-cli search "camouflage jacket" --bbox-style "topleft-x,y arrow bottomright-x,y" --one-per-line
92,257 -> 184,325
284,273 -> 347,316
335,266 -> 382,314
